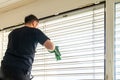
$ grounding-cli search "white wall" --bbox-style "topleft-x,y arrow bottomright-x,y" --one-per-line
0,0 -> 104,29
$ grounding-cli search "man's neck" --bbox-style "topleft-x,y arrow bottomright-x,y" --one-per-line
25,24 -> 35,28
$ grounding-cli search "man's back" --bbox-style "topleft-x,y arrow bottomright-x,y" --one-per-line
2,26 -> 49,71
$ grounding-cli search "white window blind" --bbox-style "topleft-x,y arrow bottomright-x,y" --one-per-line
0,4 -> 105,80
0,31 -> 9,62
0,31 -> 3,62
32,4 -> 105,80
115,3 -> 120,80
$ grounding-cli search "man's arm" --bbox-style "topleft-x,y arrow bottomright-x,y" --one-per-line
43,39 -> 61,60
35,29 -> 61,60
43,39 -> 55,51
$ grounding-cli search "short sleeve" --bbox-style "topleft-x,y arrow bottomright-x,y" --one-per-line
35,29 -> 50,45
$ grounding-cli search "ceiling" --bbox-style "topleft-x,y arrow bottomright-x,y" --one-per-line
0,0 -> 35,14
0,0 -> 22,8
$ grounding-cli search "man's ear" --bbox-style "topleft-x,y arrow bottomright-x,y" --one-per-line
32,21 -> 36,27
32,21 -> 35,24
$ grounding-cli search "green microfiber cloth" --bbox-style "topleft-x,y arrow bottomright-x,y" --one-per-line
48,46 -> 61,61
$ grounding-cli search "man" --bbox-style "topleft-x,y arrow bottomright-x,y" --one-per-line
1,14 -> 55,80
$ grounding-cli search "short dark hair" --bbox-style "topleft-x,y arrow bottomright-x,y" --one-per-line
24,14 -> 39,24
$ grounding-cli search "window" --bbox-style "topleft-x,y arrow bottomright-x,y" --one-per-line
32,4 -> 105,80
115,3 -> 120,80
0,3 -> 105,80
